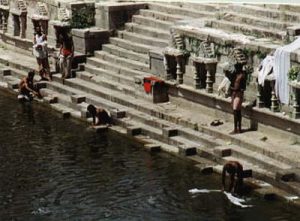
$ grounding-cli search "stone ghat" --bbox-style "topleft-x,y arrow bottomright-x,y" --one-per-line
1,47 -> 300,202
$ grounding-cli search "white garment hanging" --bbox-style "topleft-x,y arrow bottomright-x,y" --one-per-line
274,37 -> 300,104
258,55 -> 274,86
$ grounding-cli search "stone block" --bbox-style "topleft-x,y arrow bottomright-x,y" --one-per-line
110,109 -> 126,118
287,26 -> 300,36
152,81 -> 169,103
43,96 -> 58,104
7,81 -> 19,89
93,125 -> 109,133
62,111 -> 71,119
195,164 -> 214,174
162,127 -> 178,137
144,143 -> 161,152
72,28 -> 110,55
71,94 -> 86,104
0,69 -> 11,76
80,110 -> 91,118
127,126 -> 142,136
254,188 -> 277,201
178,144 -> 197,156
242,169 -> 252,178
213,146 -> 232,157
275,170 -> 295,182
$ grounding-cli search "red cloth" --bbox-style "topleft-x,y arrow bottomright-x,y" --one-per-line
143,76 -> 163,93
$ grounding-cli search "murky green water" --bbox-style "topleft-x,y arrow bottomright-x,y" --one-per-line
0,90 -> 300,221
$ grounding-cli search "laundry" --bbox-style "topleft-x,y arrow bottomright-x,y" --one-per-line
274,37 -> 300,104
258,55 -> 274,86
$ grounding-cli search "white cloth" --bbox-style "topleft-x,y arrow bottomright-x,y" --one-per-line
258,55 -> 274,86
274,37 -> 300,104
33,34 -> 48,59
218,76 -> 231,95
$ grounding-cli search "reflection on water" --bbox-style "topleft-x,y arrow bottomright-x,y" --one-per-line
0,90 -> 300,221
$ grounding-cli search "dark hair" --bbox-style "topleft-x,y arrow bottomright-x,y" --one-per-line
87,104 -> 97,116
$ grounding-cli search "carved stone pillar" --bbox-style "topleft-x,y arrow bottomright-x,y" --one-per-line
256,84 -> 264,108
175,54 -> 183,84
205,61 -> 217,94
20,14 -> 26,38
163,47 -> 186,84
191,56 -> 217,93
270,80 -> 279,112
290,82 -> 300,119
3,11 -> 8,32
0,11 -> 3,30
163,55 -> 172,80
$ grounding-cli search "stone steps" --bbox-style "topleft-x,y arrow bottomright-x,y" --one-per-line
83,65 -> 134,86
102,44 -> 149,64
109,37 -> 159,54
208,19 -> 287,40
229,4 -> 300,22
147,2 -> 215,18
132,14 -> 174,31
221,11 -> 294,31
139,9 -> 189,22
86,57 -> 150,78
118,30 -> 169,48
170,2 -> 221,12
125,22 -> 170,40
94,51 -> 149,72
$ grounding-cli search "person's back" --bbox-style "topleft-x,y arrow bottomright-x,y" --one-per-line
222,161 -> 243,194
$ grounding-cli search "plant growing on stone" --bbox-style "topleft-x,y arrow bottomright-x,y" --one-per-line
70,7 -> 95,29
288,66 -> 300,81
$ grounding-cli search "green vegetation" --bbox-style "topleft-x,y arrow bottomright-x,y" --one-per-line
288,66 -> 300,81
70,7 -> 95,29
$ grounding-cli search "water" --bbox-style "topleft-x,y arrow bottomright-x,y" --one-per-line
0,90 -> 300,221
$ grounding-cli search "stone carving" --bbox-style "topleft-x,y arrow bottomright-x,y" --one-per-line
58,7 -> 70,22
199,41 -> 215,58
36,2 -> 48,17
170,29 -> 184,51
15,0 -> 26,13
0,0 -> 9,6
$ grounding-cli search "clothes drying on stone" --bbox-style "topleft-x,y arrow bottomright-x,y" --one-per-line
258,55 -> 274,86
274,37 -> 300,104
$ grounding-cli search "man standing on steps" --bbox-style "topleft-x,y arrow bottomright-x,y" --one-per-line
222,161 -> 244,194
230,63 -> 246,134
58,32 -> 74,80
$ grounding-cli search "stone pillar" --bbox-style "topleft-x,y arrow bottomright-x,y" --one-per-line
205,61 -> 217,94
291,86 -> 300,119
192,62 -> 200,89
270,80 -> 279,112
3,11 -> 8,32
175,54 -> 183,84
163,55 -> 172,80
20,14 -> 27,38
256,84 -> 264,108
0,11 -> 3,30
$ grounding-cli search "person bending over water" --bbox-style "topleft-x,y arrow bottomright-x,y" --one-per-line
87,104 -> 112,126
18,71 -> 39,101
222,161 -> 243,194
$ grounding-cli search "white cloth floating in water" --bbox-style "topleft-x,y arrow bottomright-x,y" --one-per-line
189,188 -> 253,208
189,188 -> 221,194
224,192 -> 253,208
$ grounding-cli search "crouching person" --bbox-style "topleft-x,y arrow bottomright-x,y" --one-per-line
18,70 -> 40,101
222,161 -> 244,195
87,104 -> 112,126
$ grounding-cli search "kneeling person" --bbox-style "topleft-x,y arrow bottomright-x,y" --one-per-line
87,104 -> 112,126
18,71 -> 39,101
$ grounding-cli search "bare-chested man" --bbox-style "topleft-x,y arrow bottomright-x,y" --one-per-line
87,104 -> 112,126
18,71 -> 39,101
58,32 -> 74,79
222,161 -> 243,194
230,63 -> 246,134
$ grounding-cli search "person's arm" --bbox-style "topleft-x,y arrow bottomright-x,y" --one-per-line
24,80 -> 38,96
228,173 -> 235,193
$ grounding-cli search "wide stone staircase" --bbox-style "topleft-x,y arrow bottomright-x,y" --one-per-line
1,2 -> 300,198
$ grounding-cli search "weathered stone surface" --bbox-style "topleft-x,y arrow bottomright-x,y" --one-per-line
195,164 -> 214,174
213,146 -> 232,157
0,69 -> 11,76
7,81 -> 19,89
71,94 -> 86,104
162,127 -> 178,137
144,143 -> 161,152
127,126 -> 142,136
178,144 -> 197,156
276,170 -> 295,182
110,109 -> 126,119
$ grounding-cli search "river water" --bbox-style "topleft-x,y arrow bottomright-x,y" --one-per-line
0,90 -> 300,221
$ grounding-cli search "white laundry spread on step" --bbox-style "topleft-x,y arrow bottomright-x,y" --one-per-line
274,37 -> 300,104
258,55 -> 274,86
189,188 -> 252,208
